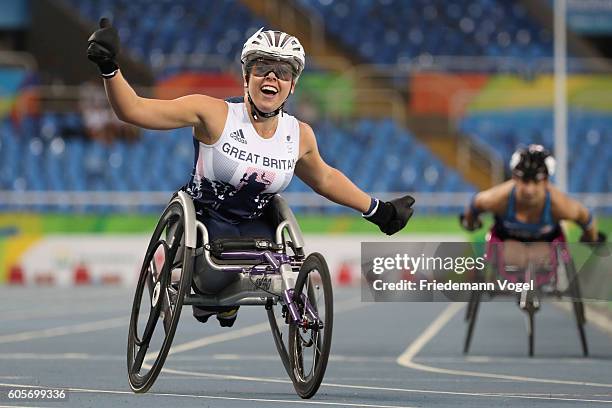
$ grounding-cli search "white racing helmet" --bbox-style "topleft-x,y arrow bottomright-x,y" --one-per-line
241,28 -> 306,79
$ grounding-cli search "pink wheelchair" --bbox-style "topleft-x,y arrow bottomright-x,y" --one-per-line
463,228 -> 588,357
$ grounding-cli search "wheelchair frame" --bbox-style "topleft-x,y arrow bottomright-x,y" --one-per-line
463,228 -> 588,357
127,191 -> 333,399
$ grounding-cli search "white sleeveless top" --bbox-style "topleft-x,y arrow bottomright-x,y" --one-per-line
185,100 -> 300,223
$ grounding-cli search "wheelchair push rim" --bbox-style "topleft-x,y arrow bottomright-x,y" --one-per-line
288,252 -> 333,399
127,201 -> 193,393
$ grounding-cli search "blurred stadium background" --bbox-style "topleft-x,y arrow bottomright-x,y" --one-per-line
0,0 -> 610,286
1,1 -> 611,406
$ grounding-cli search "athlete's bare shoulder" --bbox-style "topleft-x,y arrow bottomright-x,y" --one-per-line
476,180 -> 514,215
193,96 -> 229,145
297,121 -> 317,160
548,183 -> 582,221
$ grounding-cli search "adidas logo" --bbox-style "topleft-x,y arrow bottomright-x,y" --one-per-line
229,129 -> 247,144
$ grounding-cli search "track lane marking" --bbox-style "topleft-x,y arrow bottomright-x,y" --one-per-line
0,382 -> 418,408
397,303 -> 463,362
396,303 -> 612,389
2,299 -> 611,404
156,367 -> 612,404
0,303 -> 129,322
0,317 -> 126,344
141,299 -> 612,404
144,297 -> 367,362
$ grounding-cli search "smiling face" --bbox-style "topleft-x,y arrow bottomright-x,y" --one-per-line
244,58 -> 296,115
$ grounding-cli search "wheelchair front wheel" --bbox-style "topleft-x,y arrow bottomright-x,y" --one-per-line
565,257 -> 589,356
288,252 -> 333,399
127,201 -> 193,393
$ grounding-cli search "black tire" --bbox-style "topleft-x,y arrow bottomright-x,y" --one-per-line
267,303 -> 293,380
127,201 -> 193,393
465,291 -> 477,321
527,306 -> 535,357
463,291 -> 481,354
574,301 -> 589,357
288,253 -> 333,399
565,257 -> 589,356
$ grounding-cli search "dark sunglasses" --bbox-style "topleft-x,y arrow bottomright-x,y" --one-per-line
247,58 -> 296,81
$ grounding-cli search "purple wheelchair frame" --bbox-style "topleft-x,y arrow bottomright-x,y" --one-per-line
176,198 -> 324,331
485,228 -> 572,288
211,249 -> 322,329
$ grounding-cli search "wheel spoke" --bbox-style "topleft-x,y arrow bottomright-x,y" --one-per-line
131,341 -> 149,373
294,338 -> 304,378
145,263 -> 155,299
310,330 -> 321,375
162,286 -> 174,334
140,302 -> 161,345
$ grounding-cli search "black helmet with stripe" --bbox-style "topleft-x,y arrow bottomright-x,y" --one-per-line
510,144 -> 556,181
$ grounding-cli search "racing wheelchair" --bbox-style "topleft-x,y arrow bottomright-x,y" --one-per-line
126,191 -> 333,399
463,229 -> 588,357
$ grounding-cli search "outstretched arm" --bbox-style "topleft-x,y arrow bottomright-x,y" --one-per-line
550,187 -> 601,242
103,72 -> 224,130
87,18 -> 226,131
461,181 -> 513,230
294,122 -> 371,212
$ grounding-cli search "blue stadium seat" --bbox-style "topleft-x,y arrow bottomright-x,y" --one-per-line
296,0 -> 552,68
64,0 -> 268,78
459,109 -> 611,193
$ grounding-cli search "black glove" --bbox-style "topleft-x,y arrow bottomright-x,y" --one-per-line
580,230 -> 607,245
580,230 -> 609,257
459,213 -> 482,232
364,195 -> 415,235
87,17 -> 120,77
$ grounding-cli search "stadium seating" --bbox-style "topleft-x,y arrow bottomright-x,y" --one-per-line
459,109 -> 612,193
0,115 -> 475,212
67,0 -> 267,77
297,0 -> 552,66
26,0 -> 602,216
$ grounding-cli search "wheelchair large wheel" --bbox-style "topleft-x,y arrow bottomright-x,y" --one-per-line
519,287 -> 539,357
127,201 -> 193,393
288,253 -> 333,399
525,301 -> 536,357
463,291 -> 481,354
267,302 -> 293,380
565,257 -> 589,356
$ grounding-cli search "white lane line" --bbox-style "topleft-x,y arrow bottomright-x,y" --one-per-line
397,303 -> 463,362
0,405 -> 57,408
0,317 -> 126,344
0,353 -> 124,361
415,355 -> 609,365
0,382 -> 418,408
145,297 -> 367,362
0,290 -> 129,314
0,303 -> 128,322
1,352 -> 389,364
144,299 -> 612,404
3,299 -> 609,405
555,302 -> 612,337
212,354 -> 397,363
396,304 -> 612,389
159,322 -> 271,359
157,366 -> 612,404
